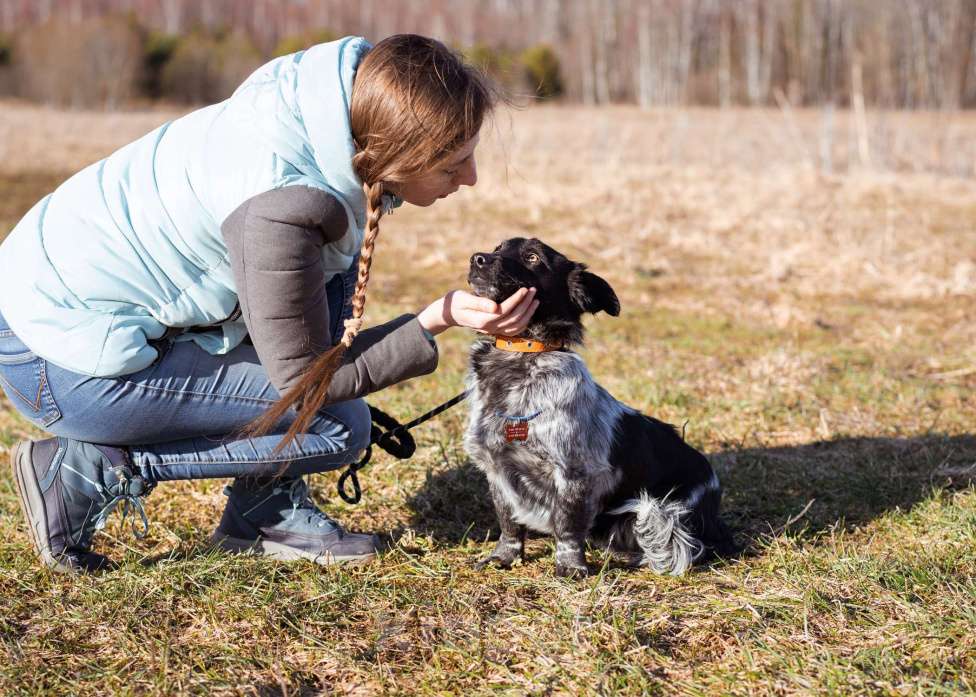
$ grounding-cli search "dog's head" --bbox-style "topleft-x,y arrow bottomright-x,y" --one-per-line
467,237 -> 619,346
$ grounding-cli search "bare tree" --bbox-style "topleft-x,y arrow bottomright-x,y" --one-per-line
160,0 -> 182,34
636,0 -> 653,107
592,0 -> 612,104
743,0 -> 761,104
718,1 -> 733,106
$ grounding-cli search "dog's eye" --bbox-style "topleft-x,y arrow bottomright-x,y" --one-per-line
525,253 -> 540,264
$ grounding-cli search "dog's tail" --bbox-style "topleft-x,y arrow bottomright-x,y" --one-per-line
607,493 -> 702,576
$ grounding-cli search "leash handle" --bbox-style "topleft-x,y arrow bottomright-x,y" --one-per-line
337,446 -> 368,504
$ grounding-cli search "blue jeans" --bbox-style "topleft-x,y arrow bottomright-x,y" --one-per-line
0,269 -> 371,483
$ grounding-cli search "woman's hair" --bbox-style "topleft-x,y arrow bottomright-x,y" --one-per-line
248,34 -> 497,449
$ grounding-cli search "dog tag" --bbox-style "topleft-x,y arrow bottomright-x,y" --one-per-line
504,421 -> 529,442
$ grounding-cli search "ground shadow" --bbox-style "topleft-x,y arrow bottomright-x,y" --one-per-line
402,459 -> 499,545
405,434 -> 976,550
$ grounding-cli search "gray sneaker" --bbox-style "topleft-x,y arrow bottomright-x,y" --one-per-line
11,438 -> 154,573
211,476 -> 379,565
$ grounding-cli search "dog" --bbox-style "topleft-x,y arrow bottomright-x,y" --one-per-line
463,237 -> 735,578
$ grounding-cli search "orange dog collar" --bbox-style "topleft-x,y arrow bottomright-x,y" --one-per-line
494,336 -> 564,353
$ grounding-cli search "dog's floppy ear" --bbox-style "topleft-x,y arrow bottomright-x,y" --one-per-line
568,265 -> 620,316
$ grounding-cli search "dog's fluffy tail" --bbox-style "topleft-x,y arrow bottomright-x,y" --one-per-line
607,493 -> 702,576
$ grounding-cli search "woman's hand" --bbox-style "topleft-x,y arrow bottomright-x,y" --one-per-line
417,288 -> 539,337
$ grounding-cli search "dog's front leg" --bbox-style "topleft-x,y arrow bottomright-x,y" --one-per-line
475,481 -> 526,570
552,479 -> 595,579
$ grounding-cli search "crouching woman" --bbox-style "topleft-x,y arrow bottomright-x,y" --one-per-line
0,35 -> 538,572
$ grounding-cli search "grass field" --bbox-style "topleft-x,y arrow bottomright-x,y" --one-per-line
1,101 -> 975,695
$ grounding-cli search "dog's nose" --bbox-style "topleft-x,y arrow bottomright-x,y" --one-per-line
471,253 -> 487,268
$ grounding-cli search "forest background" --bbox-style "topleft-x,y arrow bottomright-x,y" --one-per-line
1,0 -> 975,112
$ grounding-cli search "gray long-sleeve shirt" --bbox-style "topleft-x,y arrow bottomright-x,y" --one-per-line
220,185 -> 438,402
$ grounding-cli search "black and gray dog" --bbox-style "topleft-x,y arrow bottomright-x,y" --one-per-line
464,237 -> 735,578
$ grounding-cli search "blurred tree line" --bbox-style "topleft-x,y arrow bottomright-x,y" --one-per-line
0,0 -> 974,110
0,13 -> 562,108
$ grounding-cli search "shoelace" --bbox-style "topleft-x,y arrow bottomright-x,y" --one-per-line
63,462 -> 152,542
92,487 -> 150,539
283,478 -> 336,529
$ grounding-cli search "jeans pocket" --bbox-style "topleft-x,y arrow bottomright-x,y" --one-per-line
0,332 -> 62,427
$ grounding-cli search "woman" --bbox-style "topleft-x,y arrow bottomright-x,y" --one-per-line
0,34 -> 539,573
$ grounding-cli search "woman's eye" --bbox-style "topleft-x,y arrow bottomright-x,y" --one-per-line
525,253 -> 540,264
444,169 -> 459,177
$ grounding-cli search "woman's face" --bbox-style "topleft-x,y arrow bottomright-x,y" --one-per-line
391,134 -> 480,207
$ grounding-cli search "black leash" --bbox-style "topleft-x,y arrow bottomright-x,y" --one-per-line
336,390 -> 469,504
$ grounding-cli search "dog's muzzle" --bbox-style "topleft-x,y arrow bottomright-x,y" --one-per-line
467,253 -> 497,297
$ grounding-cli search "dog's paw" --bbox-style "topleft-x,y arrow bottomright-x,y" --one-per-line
474,539 -> 524,571
473,554 -> 516,571
554,562 -> 590,579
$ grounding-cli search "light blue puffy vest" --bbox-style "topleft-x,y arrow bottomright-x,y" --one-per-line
0,36 -> 379,378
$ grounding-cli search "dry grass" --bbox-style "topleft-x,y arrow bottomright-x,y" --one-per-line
1,100 -> 975,695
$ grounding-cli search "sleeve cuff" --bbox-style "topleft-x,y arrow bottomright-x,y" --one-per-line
399,315 -> 438,366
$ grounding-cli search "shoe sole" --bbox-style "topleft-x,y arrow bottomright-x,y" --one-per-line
11,440 -> 65,572
209,532 -> 376,566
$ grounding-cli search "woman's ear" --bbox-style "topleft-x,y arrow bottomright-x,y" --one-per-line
568,266 -> 620,316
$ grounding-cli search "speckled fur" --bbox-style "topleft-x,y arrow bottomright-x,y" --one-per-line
464,238 -> 734,577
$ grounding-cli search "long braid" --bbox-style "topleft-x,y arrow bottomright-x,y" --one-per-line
244,182 -> 385,452
340,181 -> 384,347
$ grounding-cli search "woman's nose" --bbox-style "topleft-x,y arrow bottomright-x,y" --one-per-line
456,156 -> 478,187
